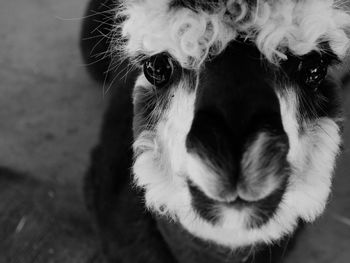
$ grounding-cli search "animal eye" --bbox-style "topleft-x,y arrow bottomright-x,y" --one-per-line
143,53 -> 176,87
298,53 -> 328,91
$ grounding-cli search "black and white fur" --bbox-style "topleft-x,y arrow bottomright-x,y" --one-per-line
81,0 -> 350,262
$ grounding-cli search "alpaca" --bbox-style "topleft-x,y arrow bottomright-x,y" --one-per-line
81,0 -> 350,262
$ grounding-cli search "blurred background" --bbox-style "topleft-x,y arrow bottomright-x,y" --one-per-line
0,0 -> 349,262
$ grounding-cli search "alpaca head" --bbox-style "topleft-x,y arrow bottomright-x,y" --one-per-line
117,0 -> 350,248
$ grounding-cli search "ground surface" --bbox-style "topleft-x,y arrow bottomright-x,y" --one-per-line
0,0 -> 349,262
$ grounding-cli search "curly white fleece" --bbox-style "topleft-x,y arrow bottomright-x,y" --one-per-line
118,0 -> 350,68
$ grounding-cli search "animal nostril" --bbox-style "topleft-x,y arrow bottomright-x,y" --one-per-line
186,109 -> 240,187
237,131 -> 289,202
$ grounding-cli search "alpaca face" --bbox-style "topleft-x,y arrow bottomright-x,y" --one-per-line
118,0 -> 350,247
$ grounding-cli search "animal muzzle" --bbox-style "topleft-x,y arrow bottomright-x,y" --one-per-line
185,106 -> 290,204
184,40 -> 290,205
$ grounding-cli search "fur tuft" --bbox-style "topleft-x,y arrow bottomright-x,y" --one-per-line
118,0 -> 350,68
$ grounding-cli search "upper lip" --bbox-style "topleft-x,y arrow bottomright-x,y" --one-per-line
218,196 -> 258,209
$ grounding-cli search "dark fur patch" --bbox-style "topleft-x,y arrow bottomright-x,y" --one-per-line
188,181 -> 221,224
245,179 -> 288,229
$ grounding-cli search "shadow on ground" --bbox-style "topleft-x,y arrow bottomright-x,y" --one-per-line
0,167 -> 103,263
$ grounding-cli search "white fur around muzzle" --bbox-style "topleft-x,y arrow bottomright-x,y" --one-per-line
133,78 -> 341,248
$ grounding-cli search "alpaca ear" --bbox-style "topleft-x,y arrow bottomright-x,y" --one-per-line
80,0 -> 127,84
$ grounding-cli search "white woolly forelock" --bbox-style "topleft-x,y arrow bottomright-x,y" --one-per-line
118,0 -> 350,68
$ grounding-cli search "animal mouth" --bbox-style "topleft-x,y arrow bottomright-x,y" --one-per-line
188,179 -> 288,229
220,196 -> 265,209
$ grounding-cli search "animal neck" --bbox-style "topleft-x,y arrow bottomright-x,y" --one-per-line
156,216 -> 295,263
